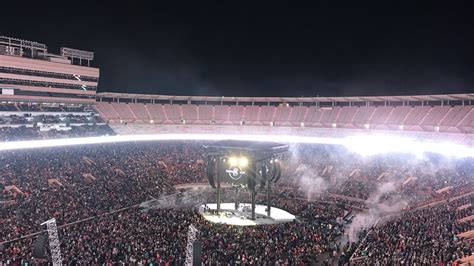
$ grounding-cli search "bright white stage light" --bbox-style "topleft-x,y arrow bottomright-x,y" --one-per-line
238,157 -> 249,167
228,157 -> 238,166
0,133 -> 472,158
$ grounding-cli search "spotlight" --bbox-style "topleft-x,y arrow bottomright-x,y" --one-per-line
364,124 -> 370,129
332,123 -> 337,128
149,120 -> 154,124
300,122 -> 305,127
238,157 -> 248,167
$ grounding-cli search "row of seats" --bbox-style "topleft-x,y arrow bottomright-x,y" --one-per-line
95,103 -> 473,132
0,102 -> 91,113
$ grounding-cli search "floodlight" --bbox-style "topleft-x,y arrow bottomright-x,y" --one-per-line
238,157 -> 248,167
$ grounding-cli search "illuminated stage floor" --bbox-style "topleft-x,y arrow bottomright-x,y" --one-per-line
198,203 -> 296,226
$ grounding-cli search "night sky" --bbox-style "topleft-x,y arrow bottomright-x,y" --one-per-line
1,1 -> 474,97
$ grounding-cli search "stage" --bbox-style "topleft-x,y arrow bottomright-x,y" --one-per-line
198,203 -> 295,226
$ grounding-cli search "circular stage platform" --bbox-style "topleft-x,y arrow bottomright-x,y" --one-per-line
198,203 -> 295,226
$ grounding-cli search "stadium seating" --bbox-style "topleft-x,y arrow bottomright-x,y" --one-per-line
96,102 -> 474,135
1,96 -> 472,265
0,102 -> 114,141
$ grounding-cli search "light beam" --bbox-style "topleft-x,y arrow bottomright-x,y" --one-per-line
0,133 -> 472,158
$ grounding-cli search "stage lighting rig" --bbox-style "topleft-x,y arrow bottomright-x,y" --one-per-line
204,140 -> 287,219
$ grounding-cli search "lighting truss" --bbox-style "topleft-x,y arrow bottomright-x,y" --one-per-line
185,224 -> 198,266
40,218 -> 62,266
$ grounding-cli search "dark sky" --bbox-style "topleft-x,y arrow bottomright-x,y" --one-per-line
2,1 -> 474,97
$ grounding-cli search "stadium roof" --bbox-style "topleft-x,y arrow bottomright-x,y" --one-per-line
97,92 -> 474,103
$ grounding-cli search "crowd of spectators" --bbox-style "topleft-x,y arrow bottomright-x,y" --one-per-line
2,196 -> 350,264
0,114 -> 103,126
0,141 -> 472,264
0,102 -> 111,141
0,103 -> 17,112
353,195 -> 473,265
0,102 -> 91,113
282,145 -> 473,209
0,127 -> 42,141
0,142 -> 205,242
0,124 -> 114,142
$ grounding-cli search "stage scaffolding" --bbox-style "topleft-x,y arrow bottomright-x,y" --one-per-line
41,218 -> 62,266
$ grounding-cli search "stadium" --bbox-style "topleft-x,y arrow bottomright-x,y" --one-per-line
1,12 -> 474,266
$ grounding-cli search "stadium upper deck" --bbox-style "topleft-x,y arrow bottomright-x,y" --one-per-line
95,92 -> 474,137
0,36 -> 99,103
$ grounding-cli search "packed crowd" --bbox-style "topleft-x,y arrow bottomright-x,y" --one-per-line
0,104 -> 17,112
353,195 -> 473,265
282,145 -> 473,209
0,124 -> 114,141
0,102 -> 110,141
0,102 -> 91,113
2,196 -> 350,264
0,114 -> 103,125
0,141 -> 472,264
0,142 -> 205,242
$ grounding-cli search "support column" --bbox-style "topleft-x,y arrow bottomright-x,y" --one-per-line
234,186 -> 240,210
216,157 -> 221,214
266,179 -> 271,217
251,190 -> 256,220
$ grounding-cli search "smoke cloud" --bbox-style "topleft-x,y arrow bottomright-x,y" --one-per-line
347,180 -> 408,242
295,164 -> 328,200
